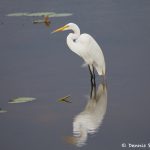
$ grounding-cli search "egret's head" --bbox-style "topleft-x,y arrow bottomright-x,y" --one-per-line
52,23 -> 79,33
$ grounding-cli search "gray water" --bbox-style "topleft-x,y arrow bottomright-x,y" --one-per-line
0,0 -> 150,150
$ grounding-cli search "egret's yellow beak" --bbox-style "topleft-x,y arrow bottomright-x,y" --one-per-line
52,25 -> 69,33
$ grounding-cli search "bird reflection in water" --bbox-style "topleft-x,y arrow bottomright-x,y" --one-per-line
65,82 -> 107,147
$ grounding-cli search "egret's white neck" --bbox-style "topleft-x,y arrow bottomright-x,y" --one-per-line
71,24 -> 80,37
73,26 -> 80,37
66,24 -> 81,55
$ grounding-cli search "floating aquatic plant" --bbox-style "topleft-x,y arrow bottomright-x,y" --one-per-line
0,108 -> 7,113
33,16 -> 51,26
7,12 -> 72,18
8,97 -> 36,104
58,95 -> 72,103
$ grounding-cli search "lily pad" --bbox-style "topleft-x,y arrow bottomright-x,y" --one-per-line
7,12 -> 72,17
0,108 -> 7,113
8,97 -> 36,104
7,12 -> 29,17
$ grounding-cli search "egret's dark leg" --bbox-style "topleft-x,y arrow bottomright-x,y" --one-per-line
88,65 -> 94,86
92,65 -> 96,88
90,80 -> 96,99
92,65 -> 96,98
88,65 -> 96,85
88,65 -> 96,98
90,80 -> 94,98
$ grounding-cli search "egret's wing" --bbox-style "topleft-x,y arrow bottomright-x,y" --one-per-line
82,34 -> 105,75
67,33 -> 105,75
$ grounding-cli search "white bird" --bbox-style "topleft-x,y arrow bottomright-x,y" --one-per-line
52,23 -> 106,81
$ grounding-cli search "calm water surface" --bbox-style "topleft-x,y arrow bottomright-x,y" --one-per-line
0,0 -> 150,150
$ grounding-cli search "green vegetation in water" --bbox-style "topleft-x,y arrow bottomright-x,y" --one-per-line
0,108 -> 7,113
58,95 -> 72,103
33,19 -> 47,23
33,16 -> 51,27
8,97 -> 36,104
7,12 -> 72,17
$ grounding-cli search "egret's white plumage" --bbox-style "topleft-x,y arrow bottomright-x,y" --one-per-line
53,23 -> 106,76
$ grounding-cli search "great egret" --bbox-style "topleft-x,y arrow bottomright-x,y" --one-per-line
52,23 -> 106,82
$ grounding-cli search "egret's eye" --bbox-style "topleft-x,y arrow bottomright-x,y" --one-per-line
73,39 -> 76,42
